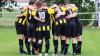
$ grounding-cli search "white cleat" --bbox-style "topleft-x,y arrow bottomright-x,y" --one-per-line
52,53 -> 58,56
45,53 -> 49,56
38,53 -> 42,56
61,54 -> 65,56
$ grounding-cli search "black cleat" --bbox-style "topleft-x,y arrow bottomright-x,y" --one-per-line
20,50 -> 27,54
26,50 -> 31,55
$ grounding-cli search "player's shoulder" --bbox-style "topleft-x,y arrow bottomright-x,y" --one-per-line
47,7 -> 55,14
60,6 -> 67,12
70,4 -> 78,12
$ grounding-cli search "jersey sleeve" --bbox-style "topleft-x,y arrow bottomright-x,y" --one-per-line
23,10 -> 28,17
32,10 -> 36,16
71,6 -> 78,12
61,7 -> 67,12
48,8 -> 55,14
65,9 -> 73,16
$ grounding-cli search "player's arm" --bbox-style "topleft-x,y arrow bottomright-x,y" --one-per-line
17,6 -> 28,18
31,10 -> 45,22
66,12 -> 77,19
34,16 -> 45,22
17,10 -> 28,18
65,9 -> 77,19
66,4 -> 78,18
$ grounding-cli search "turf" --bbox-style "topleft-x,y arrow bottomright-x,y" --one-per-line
0,27 -> 100,56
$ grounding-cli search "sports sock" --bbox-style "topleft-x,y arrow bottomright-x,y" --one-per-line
72,43 -> 77,54
19,39 -> 23,53
63,44 -> 69,55
32,42 -> 37,54
38,43 -> 42,53
61,40 -> 65,53
53,40 -> 58,54
45,39 -> 50,53
77,41 -> 82,54
25,39 -> 30,55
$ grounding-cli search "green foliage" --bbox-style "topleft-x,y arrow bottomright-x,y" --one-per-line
58,0 -> 65,3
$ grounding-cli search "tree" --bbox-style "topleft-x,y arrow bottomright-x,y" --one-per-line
0,0 -> 5,17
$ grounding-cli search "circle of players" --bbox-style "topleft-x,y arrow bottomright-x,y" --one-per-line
15,0 -> 82,56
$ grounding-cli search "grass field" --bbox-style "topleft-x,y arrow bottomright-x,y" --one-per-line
0,26 -> 100,56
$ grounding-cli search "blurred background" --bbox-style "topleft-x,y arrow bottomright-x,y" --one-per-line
0,0 -> 100,56
0,0 -> 99,27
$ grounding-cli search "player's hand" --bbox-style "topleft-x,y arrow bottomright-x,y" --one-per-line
55,12 -> 61,18
41,19 -> 45,22
65,16 -> 69,19
16,15 -> 20,18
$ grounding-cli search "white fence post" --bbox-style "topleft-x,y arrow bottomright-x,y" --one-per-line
98,12 -> 100,27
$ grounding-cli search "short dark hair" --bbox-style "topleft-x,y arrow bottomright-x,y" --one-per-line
29,1 -> 35,5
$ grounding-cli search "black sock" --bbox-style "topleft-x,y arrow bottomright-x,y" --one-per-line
63,44 -> 69,55
77,41 -> 82,54
61,40 -> 65,53
19,39 -> 23,53
32,42 -> 37,54
53,40 -> 58,54
25,40 -> 30,54
38,44 -> 42,53
72,43 -> 77,54
45,39 -> 50,53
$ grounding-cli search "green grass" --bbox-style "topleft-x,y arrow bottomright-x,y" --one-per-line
0,27 -> 100,56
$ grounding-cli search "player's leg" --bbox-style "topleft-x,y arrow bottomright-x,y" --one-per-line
76,23 -> 83,54
18,34 -> 25,54
63,37 -> 69,55
60,24 -> 66,54
72,38 -> 77,55
76,36 -> 82,54
32,37 -> 38,55
71,23 -> 77,55
61,36 -> 65,54
15,23 -> 26,54
26,24 -> 33,55
63,23 -> 70,55
53,25 -> 60,55
31,25 -> 38,55
37,31 -> 43,56
44,31 -> 50,56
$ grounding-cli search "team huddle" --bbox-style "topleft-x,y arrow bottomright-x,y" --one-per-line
15,0 -> 82,56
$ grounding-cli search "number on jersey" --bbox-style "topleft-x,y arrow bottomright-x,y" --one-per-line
38,12 -> 45,20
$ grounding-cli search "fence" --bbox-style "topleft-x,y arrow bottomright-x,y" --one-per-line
0,12 -> 98,27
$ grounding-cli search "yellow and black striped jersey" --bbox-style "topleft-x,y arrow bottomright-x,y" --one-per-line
52,6 -> 67,26
70,5 -> 78,12
15,9 -> 28,26
35,8 -> 54,31
27,9 -> 38,23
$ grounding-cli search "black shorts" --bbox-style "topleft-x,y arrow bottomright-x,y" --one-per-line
27,23 -> 37,38
65,21 -> 76,38
15,22 -> 27,36
52,23 -> 66,36
76,22 -> 83,36
37,31 -> 50,40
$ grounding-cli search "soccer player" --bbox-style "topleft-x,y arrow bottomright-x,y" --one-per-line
70,4 -> 83,54
63,4 -> 77,55
34,1 -> 54,56
51,4 -> 67,56
15,6 -> 28,54
26,2 -> 39,55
